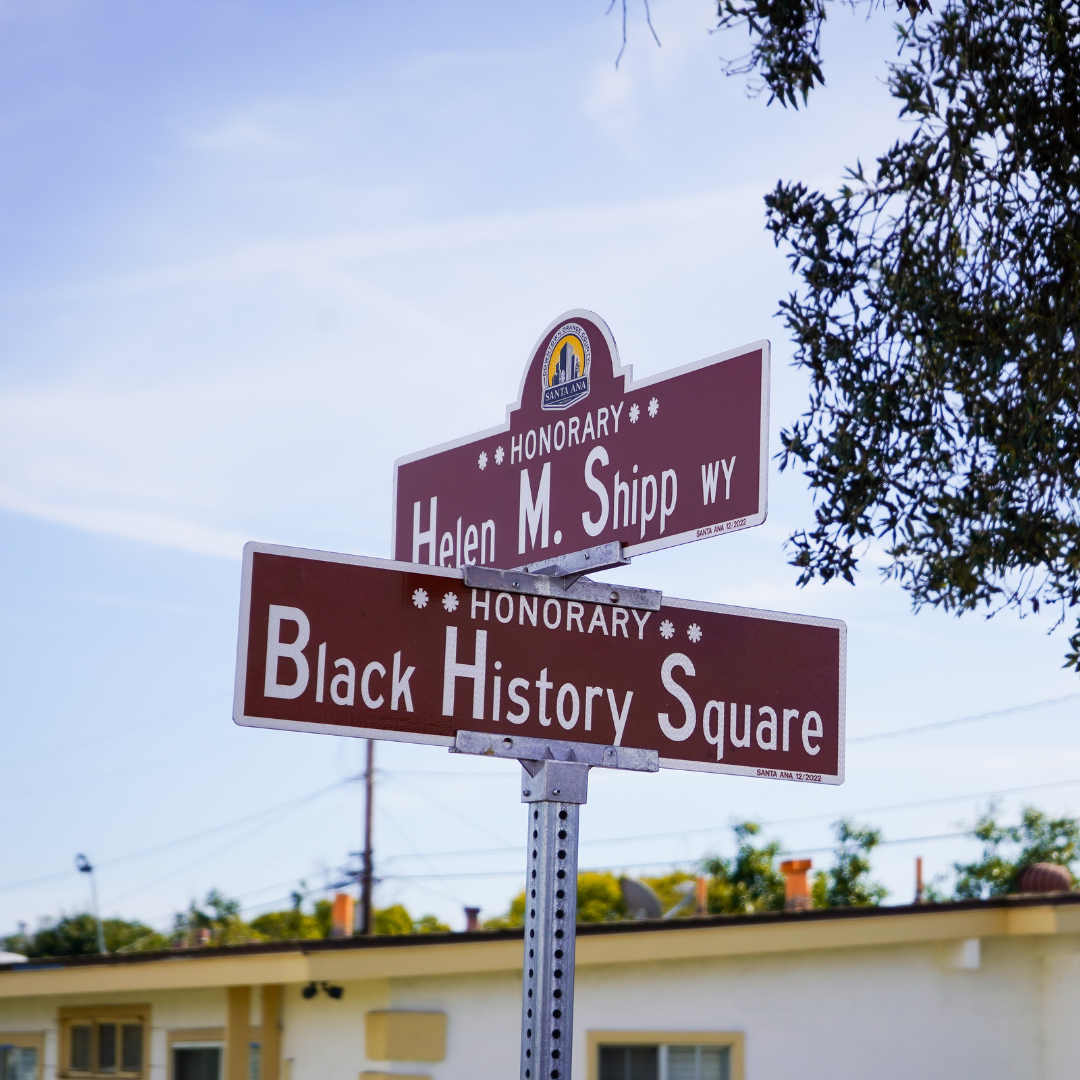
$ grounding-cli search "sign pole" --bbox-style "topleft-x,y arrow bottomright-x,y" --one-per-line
518,757 -> 588,1080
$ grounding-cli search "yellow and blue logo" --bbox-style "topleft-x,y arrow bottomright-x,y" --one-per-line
541,323 -> 591,410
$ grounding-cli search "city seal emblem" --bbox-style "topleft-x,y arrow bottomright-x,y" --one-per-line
541,322 -> 591,411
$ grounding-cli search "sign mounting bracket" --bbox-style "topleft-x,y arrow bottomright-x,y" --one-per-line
463,542 -> 661,611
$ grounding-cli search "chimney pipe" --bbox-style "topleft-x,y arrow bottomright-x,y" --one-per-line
780,859 -> 813,911
915,857 -> 924,903
695,876 -> 708,916
330,892 -> 355,938
464,906 -> 481,932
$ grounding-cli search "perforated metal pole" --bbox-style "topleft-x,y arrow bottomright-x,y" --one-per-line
519,758 -> 588,1080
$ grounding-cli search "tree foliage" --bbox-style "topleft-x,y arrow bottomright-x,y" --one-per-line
717,0 -> 1080,667
3,915 -> 169,959
811,819 -> 888,906
953,803 -> 1080,897
702,822 -> 787,912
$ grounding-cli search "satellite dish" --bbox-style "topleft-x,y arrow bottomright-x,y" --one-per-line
619,877 -> 662,920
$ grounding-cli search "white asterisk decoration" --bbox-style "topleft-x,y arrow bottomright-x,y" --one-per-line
659,619 -> 675,640
648,397 -> 659,418
495,445 -> 505,465
629,403 -> 641,424
478,450 -> 488,470
687,623 -> 702,643
412,588 -> 429,609
442,592 -> 460,612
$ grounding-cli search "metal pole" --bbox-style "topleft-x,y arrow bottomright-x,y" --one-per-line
518,758 -> 588,1080
75,854 -> 107,955
360,739 -> 375,935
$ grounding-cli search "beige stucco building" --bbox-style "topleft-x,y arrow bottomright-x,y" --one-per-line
2,894 -> 1080,1080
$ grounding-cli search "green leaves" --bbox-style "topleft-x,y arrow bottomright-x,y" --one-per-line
741,0 -> 1080,668
954,804 -> 1080,897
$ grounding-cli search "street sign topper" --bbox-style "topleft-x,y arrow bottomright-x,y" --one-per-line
392,310 -> 770,571
234,543 -> 846,784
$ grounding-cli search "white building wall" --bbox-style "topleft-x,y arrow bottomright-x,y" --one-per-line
4,930 -> 1080,1080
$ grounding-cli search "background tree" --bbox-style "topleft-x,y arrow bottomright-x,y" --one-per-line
811,819 -> 888,907
702,822 -> 787,913
3,915 -> 168,958
713,0 -> 1080,668
953,803 -> 1080,897
173,889 -> 255,947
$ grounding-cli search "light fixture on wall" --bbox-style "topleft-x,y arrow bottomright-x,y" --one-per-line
301,982 -> 318,999
301,981 -> 343,1000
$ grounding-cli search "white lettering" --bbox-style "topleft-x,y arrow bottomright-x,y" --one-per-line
730,703 -> 751,747
471,589 -> 490,620
631,610 -> 652,640
607,688 -> 633,746
518,463 -> 551,554
536,667 -> 553,726
361,661 -> 385,709
585,686 -> 603,730
610,402 -> 624,433
481,519 -> 496,564
703,700 -> 724,760
782,709 -> 799,752
660,469 -> 677,533
587,605 -> 609,634
756,705 -> 777,750
658,653 -> 696,741
802,711 -> 823,755
506,677 -> 530,724
511,433 -> 523,464
315,642 -> 326,703
412,497 -> 438,565
567,601 -> 585,632
442,627 -> 487,720
640,475 -> 658,538
439,531 -> 454,567
610,608 -> 629,638
582,445 -> 610,536
722,456 -> 736,500
330,658 -> 355,706
701,462 -> 720,505
264,605 -> 310,699
556,683 -> 580,729
391,651 -> 415,712
463,523 -> 479,565
542,599 -> 562,629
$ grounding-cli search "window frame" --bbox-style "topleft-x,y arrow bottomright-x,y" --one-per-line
0,1032 -> 45,1080
58,1006 -> 151,1080
587,1030 -> 744,1080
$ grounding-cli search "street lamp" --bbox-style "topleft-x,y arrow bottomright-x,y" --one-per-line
74,854 -> 107,955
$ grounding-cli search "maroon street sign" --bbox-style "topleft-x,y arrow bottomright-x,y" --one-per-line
235,543 -> 846,784
392,310 -> 769,571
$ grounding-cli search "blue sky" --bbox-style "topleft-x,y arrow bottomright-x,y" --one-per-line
2,0 -> 1078,937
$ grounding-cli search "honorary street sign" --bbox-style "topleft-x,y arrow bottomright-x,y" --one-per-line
392,310 -> 770,571
235,543 -> 845,784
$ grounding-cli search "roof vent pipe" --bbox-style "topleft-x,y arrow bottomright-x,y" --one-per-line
780,859 -> 813,911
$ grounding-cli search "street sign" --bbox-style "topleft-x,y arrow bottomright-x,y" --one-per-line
392,310 -> 770,571
234,543 -> 845,784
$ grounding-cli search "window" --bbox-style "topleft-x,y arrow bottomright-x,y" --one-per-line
172,1046 -> 221,1080
60,1008 -> 149,1080
589,1033 -> 743,1080
0,1036 -> 42,1080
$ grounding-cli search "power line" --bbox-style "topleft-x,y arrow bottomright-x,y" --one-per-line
0,780 -> 353,896
373,772 -> 1080,866
379,829 -> 975,881
850,691 -> 1080,742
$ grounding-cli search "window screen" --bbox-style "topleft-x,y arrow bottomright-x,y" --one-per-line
599,1046 -> 659,1080
98,1025 -> 117,1073
667,1045 -> 730,1080
121,1027 -> 143,1073
0,1047 -> 37,1080
173,1048 -> 221,1080
71,1028 -> 92,1072
599,1043 -> 732,1080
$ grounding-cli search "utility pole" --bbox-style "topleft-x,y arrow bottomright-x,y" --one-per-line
75,854 -> 107,954
360,740 -> 374,935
